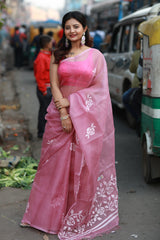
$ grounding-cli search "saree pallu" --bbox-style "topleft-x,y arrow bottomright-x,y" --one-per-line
21,48 -> 119,239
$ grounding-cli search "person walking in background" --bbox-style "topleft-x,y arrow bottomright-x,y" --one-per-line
47,31 -> 56,49
105,24 -> 113,45
123,34 -> 142,135
31,26 -> 44,60
21,11 -> 119,239
10,26 -> 24,68
19,24 -> 28,65
34,35 -> 52,138
93,25 -> 105,50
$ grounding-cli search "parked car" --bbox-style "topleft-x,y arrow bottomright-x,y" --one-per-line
103,4 -> 160,126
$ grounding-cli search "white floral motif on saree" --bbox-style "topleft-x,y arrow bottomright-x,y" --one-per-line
58,174 -> 118,240
85,123 -> 96,139
85,94 -> 93,111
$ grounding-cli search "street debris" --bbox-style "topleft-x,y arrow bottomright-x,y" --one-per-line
43,234 -> 49,240
0,69 -> 36,189
0,146 -> 11,158
131,234 -> 138,238
0,156 -> 20,168
0,148 -> 38,188
23,145 -> 30,154
0,146 -> 20,168
0,104 -> 20,111
127,190 -> 136,194
10,145 -> 19,150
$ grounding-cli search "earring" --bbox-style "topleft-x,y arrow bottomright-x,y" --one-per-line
81,32 -> 85,45
65,38 -> 69,48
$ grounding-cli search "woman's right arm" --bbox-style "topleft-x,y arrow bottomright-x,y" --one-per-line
50,54 -> 72,133
50,54 -> 63,101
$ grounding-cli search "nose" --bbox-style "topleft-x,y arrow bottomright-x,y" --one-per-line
70,27 -> 75,33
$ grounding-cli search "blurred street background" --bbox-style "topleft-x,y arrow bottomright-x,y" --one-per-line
0,0 -> 160,240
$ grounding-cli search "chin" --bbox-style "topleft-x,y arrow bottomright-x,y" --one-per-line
70,39 -> 81,43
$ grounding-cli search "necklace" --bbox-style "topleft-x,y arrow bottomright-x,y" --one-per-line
68,52 -> 74,56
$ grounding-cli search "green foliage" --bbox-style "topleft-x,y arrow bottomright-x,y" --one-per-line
0,0 -> 6,29
0,147 -> 11,158
0,147 -> 39,189
0,20 -> 4,29
0,1 -> 6,10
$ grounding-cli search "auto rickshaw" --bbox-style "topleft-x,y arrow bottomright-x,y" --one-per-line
28,20 -> 62,68
28,21 -> 61,44
138,16 -> 160,183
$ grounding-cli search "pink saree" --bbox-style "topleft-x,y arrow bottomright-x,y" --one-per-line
21,48 -> 119,239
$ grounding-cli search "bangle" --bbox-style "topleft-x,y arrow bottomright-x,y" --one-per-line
60,114 -> 70,120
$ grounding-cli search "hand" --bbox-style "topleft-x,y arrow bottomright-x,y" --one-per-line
42,90 -> 47,96
55,98 -> 70,110
61,117 -> 73,133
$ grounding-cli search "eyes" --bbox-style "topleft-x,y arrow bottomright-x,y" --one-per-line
65,24 -> 80,30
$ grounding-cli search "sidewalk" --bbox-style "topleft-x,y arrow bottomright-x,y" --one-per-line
0,70 -> 32,159
0,70 -> 58,240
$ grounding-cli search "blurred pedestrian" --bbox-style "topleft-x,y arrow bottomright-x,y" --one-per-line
105,24 -> 114,45
47,31 -> 56,49
123,34 -> 142,135
19,24 -> 28,65
10,26 -> 23,68
34,35 -> 53,138
21,11 -> 119,239
31,26 -> 44,60
93,25 -> 105,50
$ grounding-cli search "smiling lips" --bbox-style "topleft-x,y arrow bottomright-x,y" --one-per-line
70,35 -> 77,38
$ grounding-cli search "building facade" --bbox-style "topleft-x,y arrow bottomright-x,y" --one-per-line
130,0 -> 160,12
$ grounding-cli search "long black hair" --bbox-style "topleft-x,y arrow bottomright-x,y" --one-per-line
54,11 -> 92,64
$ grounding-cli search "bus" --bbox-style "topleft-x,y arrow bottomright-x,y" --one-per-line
89,0 -> 130,32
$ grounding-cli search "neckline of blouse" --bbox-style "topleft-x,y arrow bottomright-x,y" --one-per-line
61,48 -> 91,63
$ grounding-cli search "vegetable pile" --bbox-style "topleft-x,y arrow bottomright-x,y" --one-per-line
0,147 -> 38,189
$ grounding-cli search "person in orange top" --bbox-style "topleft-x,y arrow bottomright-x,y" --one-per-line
34,35 -> 53,138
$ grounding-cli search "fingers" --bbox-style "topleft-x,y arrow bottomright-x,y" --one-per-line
54,100 -> 61,109
62,124 -> 72,133
62,119 -> 72,133
54,98 -> 69,109
62,127 -> 72,133
54,100 -> 61,108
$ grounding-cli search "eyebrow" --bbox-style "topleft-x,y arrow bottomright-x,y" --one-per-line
65,23 -> 80,27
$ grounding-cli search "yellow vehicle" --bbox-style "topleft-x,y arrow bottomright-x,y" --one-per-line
28,20 -> 62,68
28,20 -> 62,44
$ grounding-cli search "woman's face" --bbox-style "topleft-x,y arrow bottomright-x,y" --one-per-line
64,18 -> 86,43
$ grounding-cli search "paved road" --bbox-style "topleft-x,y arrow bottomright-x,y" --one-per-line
1,68 -> 160,240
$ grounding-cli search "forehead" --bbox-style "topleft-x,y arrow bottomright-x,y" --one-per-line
65,18 -> 82,26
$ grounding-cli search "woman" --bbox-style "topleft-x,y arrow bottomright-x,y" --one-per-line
21,11 -> 119,239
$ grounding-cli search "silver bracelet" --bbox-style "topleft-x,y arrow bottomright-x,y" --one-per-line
60,114 -> 70,120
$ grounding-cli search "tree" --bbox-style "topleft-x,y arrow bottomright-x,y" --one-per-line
0,0 -> 6,29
